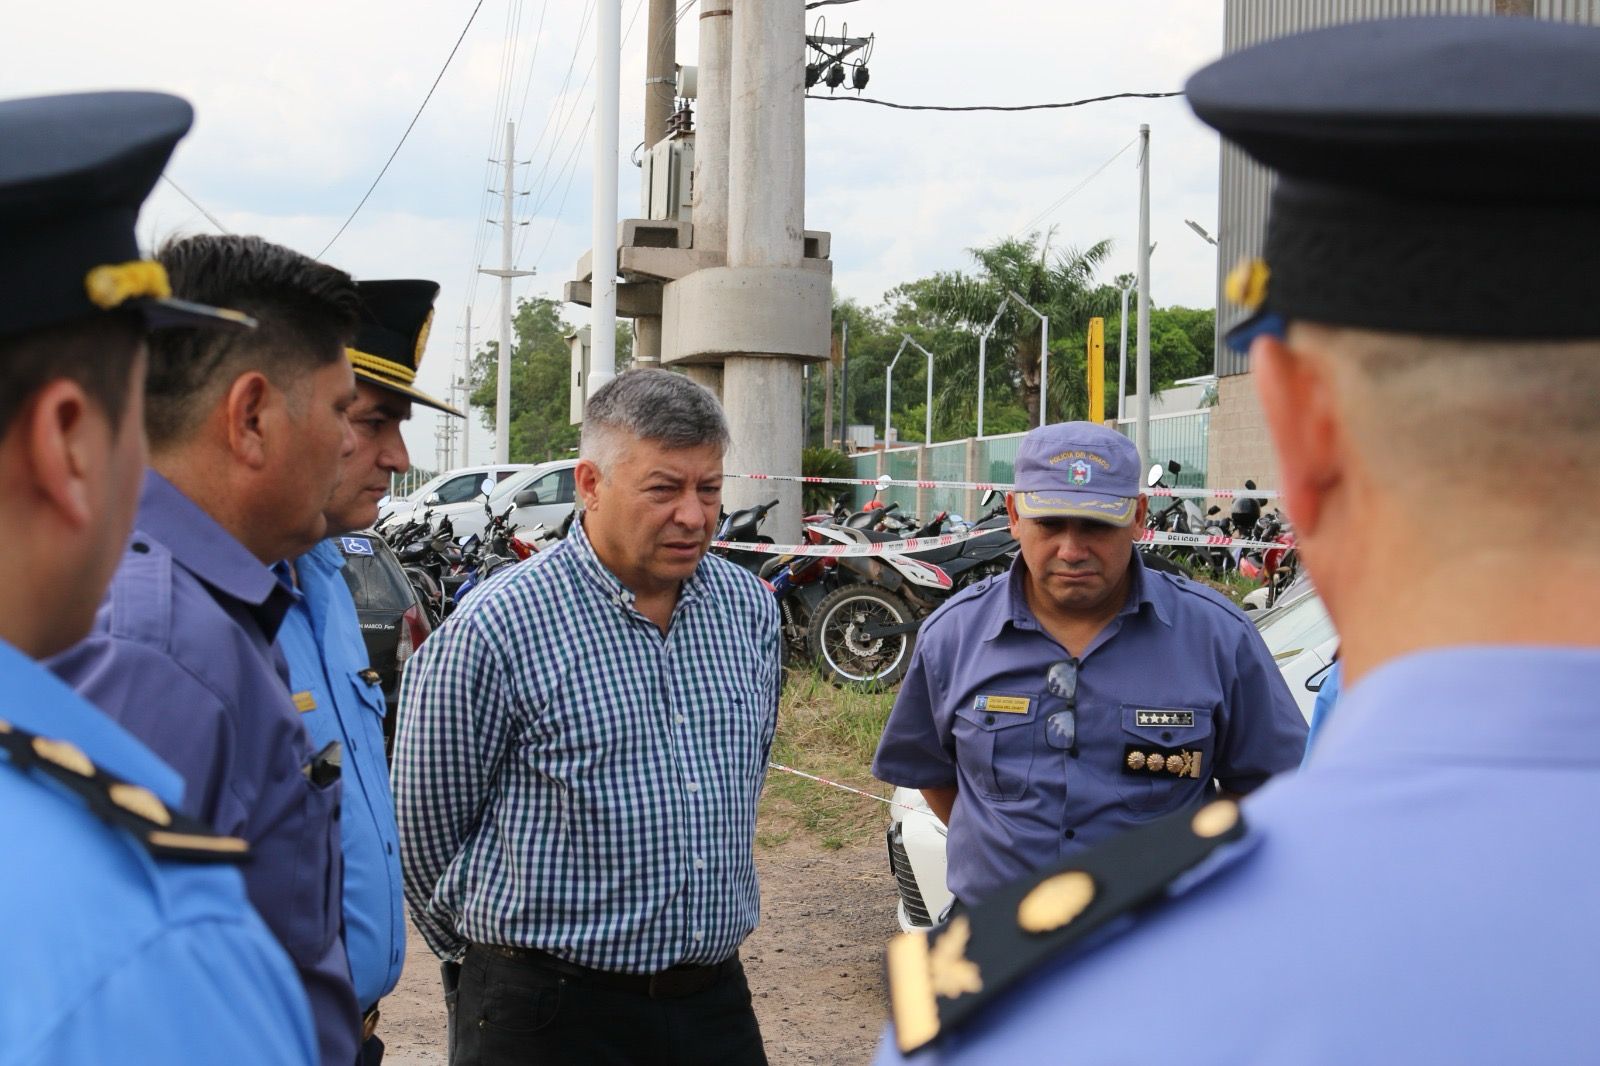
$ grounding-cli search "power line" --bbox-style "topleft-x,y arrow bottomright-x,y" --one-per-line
318,0 -> 486,258
159,174 -> 232,234
804,89 -> 1183,112
806,0 -> 863,7
1017,135 -> 1137,236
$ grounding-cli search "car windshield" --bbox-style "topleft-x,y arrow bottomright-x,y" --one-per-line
488,467 -> 542,503
1254,592 -> 1337,664
435,474 -> 488,505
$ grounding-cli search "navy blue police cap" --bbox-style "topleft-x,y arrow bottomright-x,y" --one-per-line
0,91 -> 254,342
349,280 -> 463,416
1186,17 -> 1600,352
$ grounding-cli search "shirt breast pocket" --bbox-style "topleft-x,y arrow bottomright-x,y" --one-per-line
1115,704 -> 1214,813
952,703 -> 1036,803
285,771 -> 343,960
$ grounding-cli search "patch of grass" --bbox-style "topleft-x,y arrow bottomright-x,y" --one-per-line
1195,569 -> 1259,606
759,669 -> 898,850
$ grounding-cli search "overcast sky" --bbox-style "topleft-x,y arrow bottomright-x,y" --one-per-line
9,1 -> 1226,468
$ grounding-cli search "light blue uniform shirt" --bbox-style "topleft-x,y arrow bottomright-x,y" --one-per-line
873,552 -> 1307,905
279,538 -> 406,1010
0,638 -> 315,1066
875,646 -> 1600,1065
1301,659 -> 1342,766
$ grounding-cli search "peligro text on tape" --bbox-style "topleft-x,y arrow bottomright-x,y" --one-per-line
713,526 -> 1293,558
727,471 -> 1279,500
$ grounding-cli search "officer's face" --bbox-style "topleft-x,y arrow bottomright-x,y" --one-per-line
1007,495 -> 1149,617
575,436 -> 723,596
271,356 -> 358,557
324,380 -> 411,537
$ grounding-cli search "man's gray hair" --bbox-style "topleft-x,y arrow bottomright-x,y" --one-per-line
580,368 -> 730,471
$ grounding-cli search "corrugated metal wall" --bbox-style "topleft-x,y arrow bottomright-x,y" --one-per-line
1213,0 -> 1600,376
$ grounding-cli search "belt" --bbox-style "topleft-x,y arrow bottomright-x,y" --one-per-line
362,1004 -> 380,1042
476,944 -> 738,1000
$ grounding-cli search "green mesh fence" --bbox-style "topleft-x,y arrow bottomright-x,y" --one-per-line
1114,412 -> 1209,491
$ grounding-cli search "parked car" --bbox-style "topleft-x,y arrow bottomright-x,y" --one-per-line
335,531 -> 433,757
432,459 -> 578,545
379,463 -> 531,525
883,586 -> 1336,932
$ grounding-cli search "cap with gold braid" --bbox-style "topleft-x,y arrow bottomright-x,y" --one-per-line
0,91 -> 255,341
350,279 -> 463,416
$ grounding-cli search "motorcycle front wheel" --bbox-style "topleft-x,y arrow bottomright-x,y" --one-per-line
807,584 -> 917,689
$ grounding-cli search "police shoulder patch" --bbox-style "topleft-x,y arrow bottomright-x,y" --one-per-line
0,716 -> 249,863
885,799 -> 1248,1054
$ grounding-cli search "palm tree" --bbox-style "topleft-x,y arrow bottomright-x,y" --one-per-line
911,230 -> 1118,429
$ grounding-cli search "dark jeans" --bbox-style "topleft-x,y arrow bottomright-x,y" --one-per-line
452,944 -> 768,1066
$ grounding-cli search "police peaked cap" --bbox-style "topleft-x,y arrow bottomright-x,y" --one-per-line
349,279 -> 462,417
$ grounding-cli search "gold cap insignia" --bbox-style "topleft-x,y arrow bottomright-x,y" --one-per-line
1191,799 -> 1241,840
1223,258 -> 1270,311
33,736 -> 93,777
414,308 -> 435,368
929,916 -> 984,1001
85,260 -> 172,310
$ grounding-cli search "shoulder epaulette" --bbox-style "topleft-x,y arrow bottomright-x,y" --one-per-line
0,716 -> 249,863
886,799 -> 1247,1054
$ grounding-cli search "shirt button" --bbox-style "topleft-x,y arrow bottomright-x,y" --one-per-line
131,542 -> 150,554
1162,731 -> 1174,742
694,857 -> 706,870
693,930 -> 705,942
686,781 -> 700,793
1064,829 -> 1076,839
676,714 -> 686,725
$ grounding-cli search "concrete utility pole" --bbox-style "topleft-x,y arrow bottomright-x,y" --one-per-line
481,122 -> 535,463
838,318 -> 848,442
1136,123 -> 1152,468
589,0 -> 622,400
634,0 -> 678,366
1117,278 -> 1133,423
680,0 -> 732,400
721,0 -> 812,538
462,305 -> 472,463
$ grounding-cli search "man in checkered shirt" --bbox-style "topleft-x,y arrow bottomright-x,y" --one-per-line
394,368 -> 780,1066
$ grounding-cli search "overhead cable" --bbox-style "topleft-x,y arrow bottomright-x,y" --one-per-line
804,90 -> 1182,112
318,0 -> 486,258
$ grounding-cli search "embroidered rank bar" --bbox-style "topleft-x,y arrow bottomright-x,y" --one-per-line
1135,710 -> 1195,728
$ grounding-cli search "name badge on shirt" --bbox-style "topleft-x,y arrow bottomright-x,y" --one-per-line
1135,709 -> 1194,728
974,694 -> 1031,715
293,690 -> 317,713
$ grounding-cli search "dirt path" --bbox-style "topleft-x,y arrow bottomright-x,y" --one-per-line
381,835 -> 899,1065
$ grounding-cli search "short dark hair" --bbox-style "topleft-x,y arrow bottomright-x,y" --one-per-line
0,314 -> 142,441
145,235 -> 361,448
580,369 -> 729,471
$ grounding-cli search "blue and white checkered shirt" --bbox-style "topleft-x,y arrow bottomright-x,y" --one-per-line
394,516 -> 781,973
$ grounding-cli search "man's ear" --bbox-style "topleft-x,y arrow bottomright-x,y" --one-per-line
1004,491 -> 1022,537
1252,334 -> 1341,540
221,371 -> 273,470
21,379 -> 102,530
573,458 -> 602,512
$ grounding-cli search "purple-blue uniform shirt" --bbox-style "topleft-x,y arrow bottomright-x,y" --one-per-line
872,551 -> 1307,905
875,647 -> 1600,1064
49,471 -> 359,1066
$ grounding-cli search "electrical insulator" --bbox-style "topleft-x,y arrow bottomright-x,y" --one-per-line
825,63 -> 846,90
852,65 -> 870,91
805,63 -> 822,89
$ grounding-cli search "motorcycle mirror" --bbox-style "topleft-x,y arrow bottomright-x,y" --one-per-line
980,488 -> 999,508
1167,460 -> 1182,476
1207,505 -> 1221,515
480,477 -> 495,497
377,495 -> 391,508
1244,479 -> 1257,490
1146,464 -> 1164,489
875,473 -> 892,494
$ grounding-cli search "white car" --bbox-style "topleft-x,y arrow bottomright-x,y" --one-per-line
380,464 -> 531,525
885,588 -> 1336,932
431,460 -> 578,545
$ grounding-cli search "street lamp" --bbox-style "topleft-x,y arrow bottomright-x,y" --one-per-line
1008,291 -> 1048,427
901,334 -> 937,445
975,299 -> 1007,439
884,336 -> 909,447
1184,219 -> 1219,246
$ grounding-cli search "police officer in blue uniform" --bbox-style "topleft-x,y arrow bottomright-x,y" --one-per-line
873,421 -> 1305,910
876,17 -> 1600,1064
0,91 -> 315,1064
278,279 -> 461,1064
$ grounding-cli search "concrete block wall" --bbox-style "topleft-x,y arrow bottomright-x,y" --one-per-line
1206,374 -> 1280,499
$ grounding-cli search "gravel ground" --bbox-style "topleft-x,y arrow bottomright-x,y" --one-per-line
380,834 -> 899,1065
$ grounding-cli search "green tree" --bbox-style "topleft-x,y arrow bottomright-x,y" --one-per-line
902,230 -> 1119,430
469,298 -> 632,463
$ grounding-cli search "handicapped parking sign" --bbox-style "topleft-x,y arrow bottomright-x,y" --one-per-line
340,537 -> 375,556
